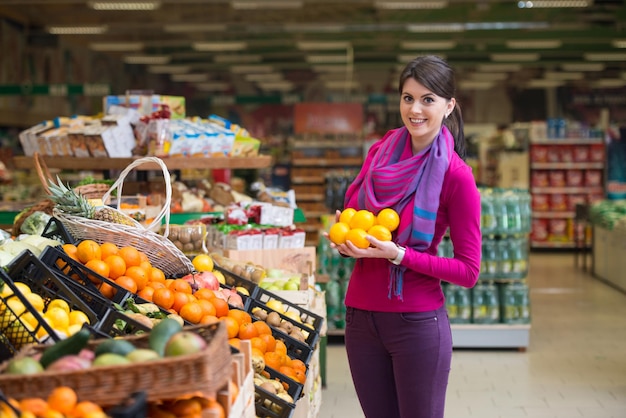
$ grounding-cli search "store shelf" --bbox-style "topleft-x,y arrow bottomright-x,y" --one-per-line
532,211 -> 576,218
451,324 -> 530,350
531,186 -> 604,194
530,241 -> 576,248
291,157 -> 363,167
530,138 -> 604,145
13,155 -> 273,171
531,162 -> 604,170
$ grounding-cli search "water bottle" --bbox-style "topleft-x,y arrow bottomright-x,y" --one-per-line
501,282 -> 519,324
480,189 -> 497,236
519,190 -> 532,234
472,283 -> 488,323
510,237 -> 529,279
481,239 -> 498,279
504,191 -> 522,235
484,282 -> 500,324
457,287 -> 472,324
497,239 -> 514,278
444,283 -> 459,322
515,283 -> 531,324
493,189 -> 509,235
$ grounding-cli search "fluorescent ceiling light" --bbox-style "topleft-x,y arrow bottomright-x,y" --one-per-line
311,65 -> 350,73
164,24 -> 226,33
561,63 -> 604,71
491,53 -> 539,62
517,1 -> 588,8
297,41 -> 351,51
469,72 -> 508,81
147,65 -> 191,74
196,82 -> 230,91
477,64 -> 523,72
407,23 -> 464,33
47,26 -> 107,35
401,41 -> 457,50
375,1 -> 448,9
465,22 -> 549,30
245,73 -> 283,82
257,81 -> 294,91
232,1 -> 302,10
459,80 -> 495,90
506,40 -> 562,49
612,39 -> 626,48
193,42 -> 247,52
306,55 -> 350,64
544,71 -> 584,81
324,80 -> 360,90
124,55 -> 171,64
214,54 -> 261,64
171,73 -> 209,82
398,54 -> 446,63
527,79 -> 565,88
592,79 -> 626,88
90,42 -> 143,51
584,53 -> 626,61
284,24 -> 346,33
88,1 -> 161,10
230,65 -> 274,74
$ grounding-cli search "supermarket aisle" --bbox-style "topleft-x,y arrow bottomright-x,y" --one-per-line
319,253 -> 626,418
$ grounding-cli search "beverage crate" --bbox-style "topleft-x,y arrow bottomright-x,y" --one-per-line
251,288 -> 323,348
255,386 -> 296,418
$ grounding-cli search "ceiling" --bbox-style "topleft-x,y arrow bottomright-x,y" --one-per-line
1,0 -> 626,96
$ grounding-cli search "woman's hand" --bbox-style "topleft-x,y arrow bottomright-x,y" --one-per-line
334,234 -> 400,260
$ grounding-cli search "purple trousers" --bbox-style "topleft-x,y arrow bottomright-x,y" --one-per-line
344,306 -> 452,418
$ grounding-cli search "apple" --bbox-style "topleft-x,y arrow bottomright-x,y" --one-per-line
283,281 -> 300,291
164,331 -> 207,357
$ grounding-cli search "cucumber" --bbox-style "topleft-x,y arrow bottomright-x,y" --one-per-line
94,339 -> 136,357
40,328 -> 91,369
148,317 -> 183,357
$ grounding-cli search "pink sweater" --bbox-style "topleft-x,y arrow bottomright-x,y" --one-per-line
344,134 -> 482,313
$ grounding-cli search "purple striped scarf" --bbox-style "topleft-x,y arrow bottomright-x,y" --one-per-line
348,125 -> 453,299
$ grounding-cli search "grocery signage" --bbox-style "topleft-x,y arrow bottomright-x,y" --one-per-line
0,83 -> 110,96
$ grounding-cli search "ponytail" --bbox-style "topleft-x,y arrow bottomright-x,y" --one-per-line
444,104 -> 466,160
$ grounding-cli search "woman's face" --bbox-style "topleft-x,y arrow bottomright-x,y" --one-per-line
400,78 -> 455,151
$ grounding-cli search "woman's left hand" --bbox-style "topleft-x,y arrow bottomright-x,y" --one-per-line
336,234 -> 399,260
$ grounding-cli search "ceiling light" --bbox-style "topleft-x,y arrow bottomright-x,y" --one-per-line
245,73 -> 283,82
584,52 -> 626,61
592,79 -> 626,88
544,71 -> 584,81
124,55 -> 170,64
401,41 -> 457,50
164,24 -> 227,33
214,54 -> 262,64
469,72 -> 508,81
171,73 -> 210,82
398,54 -> 446,63
324,80 -> 360,90
90,42 -> 143,51
375,1 -> 448,9
232,1 -> 303,10
517,1 -> 588,8
147,65 -> 191,74
506,40 -> 562,49
257,81 -> 294,91
477,63 -> 522,72
306,55 -> 350,64
297,41 -> 351,51
230,65 -> 274,73
561,63 -> 604,71
491,53 -> 540,62
88,1 -> 161,10
406,23 -> 465,33
193,42 -> 247,52
311,65 -> 350,73
284,24 -> 346,33
459,81 -> 495,90
47,26 -> 107,35
527,79 -> 565,88
465,22 -> 549,30
196,82 -> 230,91
612,39 -> 626,48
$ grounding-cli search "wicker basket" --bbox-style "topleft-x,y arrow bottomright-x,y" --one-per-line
53,157 -> 194,277
0,322 -> 231,406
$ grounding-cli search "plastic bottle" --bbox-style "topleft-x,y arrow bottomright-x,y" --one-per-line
504,191 -> 522,234
515,282 -> 531,324
481,239 -> 498,279
480,189 -> 497,236
493,189 -> 509,235
471,283 -> 487,324
444,284 -> 459,323
457,287 -> 472,324
484,282 -> 500,324
497,238 -> 513,279
501,282 -> 519,324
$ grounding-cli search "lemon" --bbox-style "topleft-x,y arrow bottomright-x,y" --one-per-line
192,254 -> 214,272
44,307 -> 70,331
69,310 -> 90,326
24,293 -> 45,313
48,299 -> 70,313
0,283 -> 13,298
6,299 -> 26,317
67,323 -> 83,336
266,299 -> 285,314
20,312 -> 39,328
13,282 -> 31,295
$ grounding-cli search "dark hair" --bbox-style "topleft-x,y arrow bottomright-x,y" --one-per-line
398,55 -> 466,159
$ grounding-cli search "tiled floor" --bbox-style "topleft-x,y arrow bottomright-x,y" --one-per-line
318,253 -> 626,418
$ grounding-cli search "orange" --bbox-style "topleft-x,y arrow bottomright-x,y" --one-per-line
264,351 -> 283,370
125,266 -> 149,291
339,208 -> 357,225
137,286 -> 155,302
99,282 -> 117,299
47,386 -> 77,415
209,297 -> 229,318
169,399 -> 202,417
149,281 -> 166,290
84,259 -> 110,282
118,246 -> 141,268
149,267 -> 166,283
345,228 -> 370,249
252,320 -> 272,336
76,240 -> 101,264
19,398 -> 49,416
152,287 -> 175,310
279,366 -> 298,381
62,243 -> 78,259
328,222 -> 351,245
290,359 -> 307,373
274,339 -> 287,357
194,288 -> 216,301
197,299 -> 217,317
249,336 -> 267,354
349,209 -> 376,231
114,275 -> 138,294
192,254 -> 214,272
368,224 -> 392,242
138,251 -> 149,263
227,309 -> 252,326
72,401 -> 103,418
220,316 -> 240,339
171,291 -> 190,313
103,255 -> 126,280
200,315 -> 219,325
99,242 -> 119,260
293,368 -> 307,384
377,208 -> 400,232
169,279 -> 192,294
139,260 -> 152,274
238,322 -> 259,340
179,301 -> 204,324
228,337 -> 241,350
259,334 -> 276,352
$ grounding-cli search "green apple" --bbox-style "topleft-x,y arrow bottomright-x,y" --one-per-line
283,281 -> 300,291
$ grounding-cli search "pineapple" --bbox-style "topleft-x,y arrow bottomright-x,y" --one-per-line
47,178 -> 137,226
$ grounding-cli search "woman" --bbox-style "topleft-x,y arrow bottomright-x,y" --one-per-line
330,55 -> 482,418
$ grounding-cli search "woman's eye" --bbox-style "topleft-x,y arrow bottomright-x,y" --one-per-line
403,96 -> 413,103
424,97 -> 434,104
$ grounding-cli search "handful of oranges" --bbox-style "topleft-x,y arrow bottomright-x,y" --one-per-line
328,208 -> 400,249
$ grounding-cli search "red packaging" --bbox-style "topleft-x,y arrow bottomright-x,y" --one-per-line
547,147 -> 561,163
532,171 -> 549,188
549,171 -> 566,187
573,145 -> 590,162
560,146 -> 574,163
584,170 -> 603,187
531,145 -> 548,163
531,219 -> 549,242
567,195 -> 587,211
589,144 -> 605,162
550,194 -> 568,211
566,170 -> 584,187
532,194 -> 550,211
548,219 -> 569,241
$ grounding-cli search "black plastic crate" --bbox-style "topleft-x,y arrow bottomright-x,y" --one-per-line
262,364 -> 303,401
40,246 -> 133,305
250,316 -> 313,365
107,391 -> 147,418
94,308 -> 152,338
214,265 -> 260,308
255,385 -> 296,418
41,216 -> 76,245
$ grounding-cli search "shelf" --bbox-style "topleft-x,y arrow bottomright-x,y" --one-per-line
291,157 -> 363,167
290,139 -> 364,149
531,241 -> 576,248
296,193 -> 326,202
532,211 -> 575,218
530,138 -> 604,145
291,176 -> 325,184
13,155 -> 273,171
531,186 -> 604,194
530,162 -> 604,170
